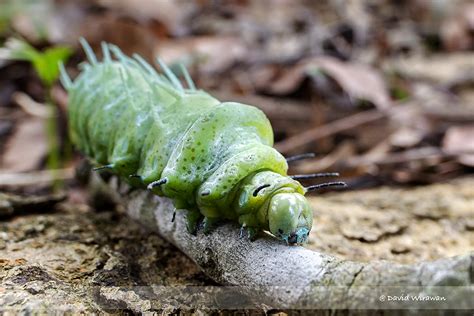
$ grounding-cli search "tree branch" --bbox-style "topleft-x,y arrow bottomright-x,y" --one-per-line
100,176 -> 472,309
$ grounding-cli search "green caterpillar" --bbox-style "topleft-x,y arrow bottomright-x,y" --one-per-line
61,39 -> 344,244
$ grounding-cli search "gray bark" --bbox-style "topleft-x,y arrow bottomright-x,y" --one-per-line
116,181 -> 473,310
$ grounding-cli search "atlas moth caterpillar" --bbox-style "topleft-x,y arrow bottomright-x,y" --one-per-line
60,38 -> 345,244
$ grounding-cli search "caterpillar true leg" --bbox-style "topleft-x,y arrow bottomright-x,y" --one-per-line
147,178 -> 168,190
239,225 -> 246,239
127,174 -> 144,188
202,217 -> 220,235
246,227 -> 258,241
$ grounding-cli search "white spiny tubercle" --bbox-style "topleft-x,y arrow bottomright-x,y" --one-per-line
113,45 -> 181,98
180,64 -> 196,91
78,62 -> 90,71
58,62 -> 72,90
101,41 -> 111,62
147,178 -> 167,190
79,37 -> 97,65
133,53 -> 176,90
94,41 -> 183,99
118,68 -> 137,108
133,53 -> 160,77
156,58 -> 184,92
108,44 -> 138,68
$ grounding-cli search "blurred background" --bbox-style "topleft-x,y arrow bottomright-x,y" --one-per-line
1,0 -> 473,191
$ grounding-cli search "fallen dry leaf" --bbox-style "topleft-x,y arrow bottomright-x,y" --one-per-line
96,0 -> 196,36
263,57 -> 392,110
10,1 -> 54,43
155,36 -> 247,74
293,141 -> 356,174
441,3 -> 474,51
0,117 -> 48,172
81,16 -> 158,62
442,125 -> 474,166
384,53 -> 474,85
390,127 -> 424,148
307,58 -> 391,110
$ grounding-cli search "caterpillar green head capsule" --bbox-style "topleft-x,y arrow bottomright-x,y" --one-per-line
235,171 -> 312,245
268,192 -> 312,244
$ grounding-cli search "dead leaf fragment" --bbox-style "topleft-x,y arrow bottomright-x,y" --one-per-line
155,36 -> 247,74
390,127 -> 423,148
265,57 -> 391,110
96,0 -> 196,36
309,57 -> 391,110
0,117 -> 48,172
442,125 -> 474,166
385,53 -> 474,84
441,3 -> 474,51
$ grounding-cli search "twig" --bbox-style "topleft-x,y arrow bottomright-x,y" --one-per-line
106,177 -> 472,309
0,168 -> 74,187
275,108 -> 388,153
12,92 -> 52,118
343,147 -> 463,168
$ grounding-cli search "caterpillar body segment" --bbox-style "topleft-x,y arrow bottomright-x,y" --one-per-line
66,40 -> 313,244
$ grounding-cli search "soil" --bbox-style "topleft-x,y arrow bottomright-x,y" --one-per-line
307,177 -> 474,263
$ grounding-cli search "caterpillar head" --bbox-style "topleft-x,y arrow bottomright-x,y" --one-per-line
267,192 -> 312,244
236,171 -> 313,244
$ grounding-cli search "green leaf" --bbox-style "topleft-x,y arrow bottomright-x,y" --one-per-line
32,46 -> 73,87
0,38 -> 72,87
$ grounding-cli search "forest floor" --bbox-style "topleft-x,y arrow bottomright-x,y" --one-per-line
307,177 -> 473,263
